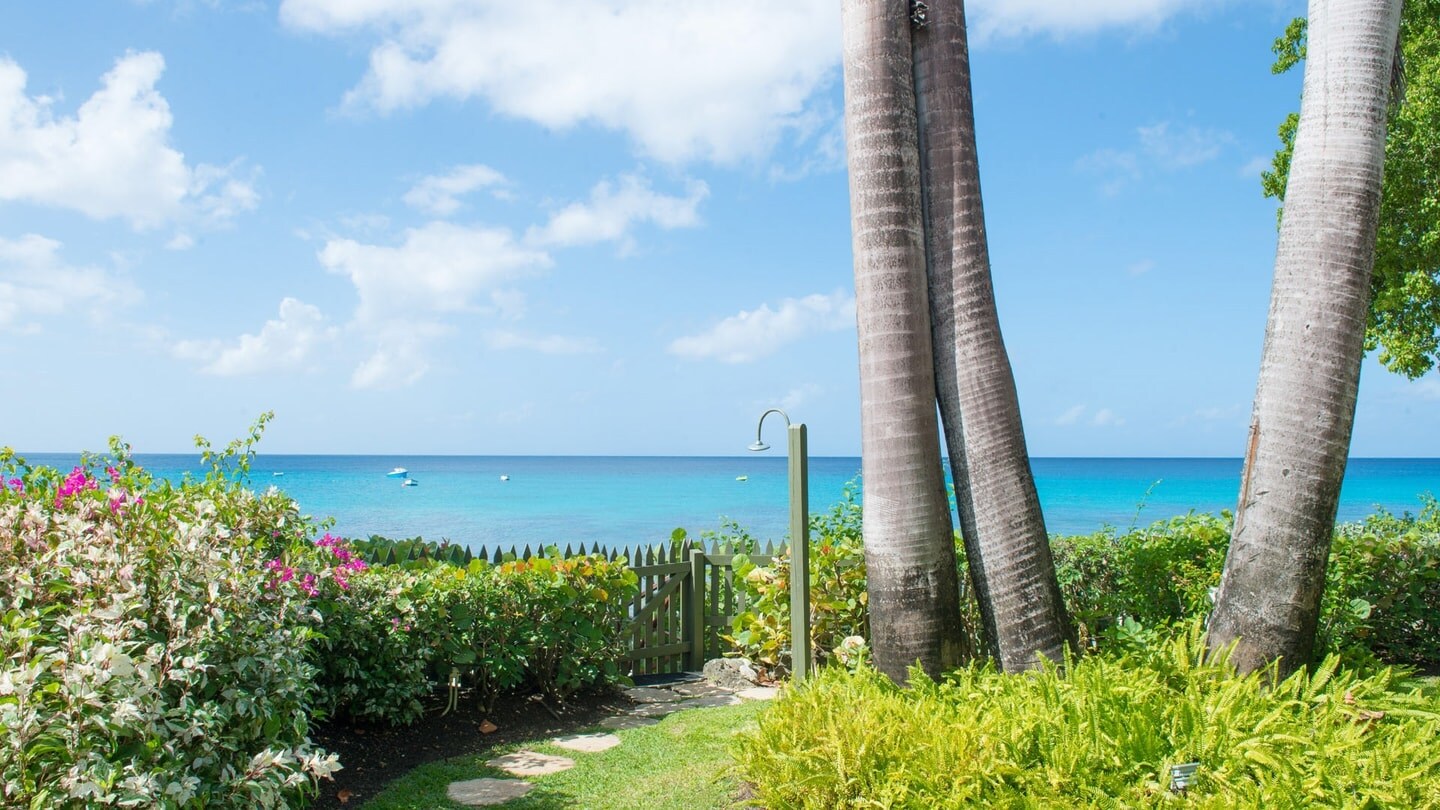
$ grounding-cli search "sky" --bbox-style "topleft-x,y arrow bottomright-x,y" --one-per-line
2,0 -> 1437,457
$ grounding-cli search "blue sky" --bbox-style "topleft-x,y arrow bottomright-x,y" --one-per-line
2,0 -> 1436,457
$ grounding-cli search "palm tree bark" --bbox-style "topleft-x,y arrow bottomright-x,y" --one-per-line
841,0 -> 966,681
1209,0 -> 1403,677
911,0 -> 1071,672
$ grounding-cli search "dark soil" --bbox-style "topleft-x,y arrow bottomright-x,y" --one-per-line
308,686 -> 631,809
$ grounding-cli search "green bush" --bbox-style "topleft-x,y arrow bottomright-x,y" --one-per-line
1053,512 -> 1231,646
1322,497 -> 1440,666
306,558 -> 438,726
430,553 -> 638,708
0,436 -> 337,808
727,491 -> 871,675
728,501 -> 1439,671
735,623 -> 1440,808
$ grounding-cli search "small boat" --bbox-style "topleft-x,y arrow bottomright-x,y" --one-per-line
272,472 -> 284,477
735,475 -> 748,482
499,475 -> 510,482
402,478 -> 418,487
386,467 -> 408,478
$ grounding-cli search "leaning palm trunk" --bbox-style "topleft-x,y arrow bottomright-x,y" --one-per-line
841,0 -> 966,681
911,0 -> 1070,672
1209,0 -> 1403,677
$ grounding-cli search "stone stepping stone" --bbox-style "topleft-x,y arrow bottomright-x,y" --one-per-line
447,777 -> 532,806
600,714 -> 659,730
736,686 -> 780,701
551,732 -> 622,753
669,682 -> 734,698
624,686 -> 686,703
682,694 -> 743,708
486,751 -> 575,777
628,702 -> 680,718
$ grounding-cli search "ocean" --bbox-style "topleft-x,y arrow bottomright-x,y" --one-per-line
14,454 -> 1440,551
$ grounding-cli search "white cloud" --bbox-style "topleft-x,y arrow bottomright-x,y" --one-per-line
1079,120 -> 1233,193
403,163 -> 507,216
351,324 -> 440,390
1406,378 -> 1440,401
0,52 -> 258,229
173,297 -> 337,376
318,221 -> 552,325
1091,407 -> 1126,427
0,234 -> 141,331
1137,122 -> 1233,169
486,330 -> 601,355
279,0 -> 842,164
1055,404 -> 1087,426
668,291 -> 855,363
780,384 -> 823,412
525,175 -> 708,250
1127,259 -> 1156,277
966,0 -> 1218,42
1239,155 -> 1272,179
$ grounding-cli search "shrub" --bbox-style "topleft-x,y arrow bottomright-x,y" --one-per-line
1052,512 -> 1230,646
735,623 -> 1440,808
0,433 -> 337,808
305,556 -> 438,726
393,549 -> 641,715
1322,497 -> 1440,666
727,491 -> 872,675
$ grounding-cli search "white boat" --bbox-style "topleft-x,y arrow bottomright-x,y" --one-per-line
272,472 -> 284,477
500,475 -> 510,482
736,475 -> 748,482
402,478 -> 418,487
386,467 -> 408,478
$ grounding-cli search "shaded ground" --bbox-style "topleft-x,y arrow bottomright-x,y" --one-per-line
309,686 -> 630,809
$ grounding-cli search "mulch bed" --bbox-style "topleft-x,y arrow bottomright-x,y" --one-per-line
308,686 -> 631,809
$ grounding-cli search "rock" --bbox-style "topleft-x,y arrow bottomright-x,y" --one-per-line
702,657 -> 762,691
623,686 -> 685,703
600,714 -> 659,730
669,681 -> 734,698
628,702 -> 680,718
684,693 -> 743,709
736,686 -> 780,701
551,732 -> 622,753
447,778 -> 533,805
485,751 -> 575,777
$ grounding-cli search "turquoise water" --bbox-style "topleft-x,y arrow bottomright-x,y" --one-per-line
16,454 -> 1439,551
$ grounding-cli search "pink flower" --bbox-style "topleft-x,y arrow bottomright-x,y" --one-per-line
300,574 -> 318,597
106,466 -> 121,483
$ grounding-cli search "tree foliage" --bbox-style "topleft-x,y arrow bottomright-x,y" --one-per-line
1264,1 -> 1440,378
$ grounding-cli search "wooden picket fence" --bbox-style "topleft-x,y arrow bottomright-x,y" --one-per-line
447,539 -> 782,676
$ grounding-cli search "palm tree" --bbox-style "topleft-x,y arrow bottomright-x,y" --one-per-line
910,0 -> 1071,672
1209,0 -> 1404,677
841,0 -> 966,681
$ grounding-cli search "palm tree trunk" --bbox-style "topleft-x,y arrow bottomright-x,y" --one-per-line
841,0 -> 966,682
1209,0 -> 1403,677
911,0 -> 1071,672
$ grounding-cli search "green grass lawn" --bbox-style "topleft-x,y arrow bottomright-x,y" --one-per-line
362,701 -> 763,810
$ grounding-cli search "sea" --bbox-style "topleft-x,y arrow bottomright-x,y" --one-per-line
14,454 -> 1440,552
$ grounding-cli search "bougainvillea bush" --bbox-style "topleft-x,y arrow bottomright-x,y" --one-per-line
0,434 -> 338,808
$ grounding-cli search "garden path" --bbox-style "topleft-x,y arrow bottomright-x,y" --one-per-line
444,675 -> 778,806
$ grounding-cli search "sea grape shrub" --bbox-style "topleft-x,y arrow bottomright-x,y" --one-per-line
728,492 -> 926,674
1052,513 -> 1230,647
426,552 -> 640,707
0,447 -> 337,809
424,564 -> 531,714
501,552 -> 639,700
1322,497 -> 1440,668
735,623 -> 1440,808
